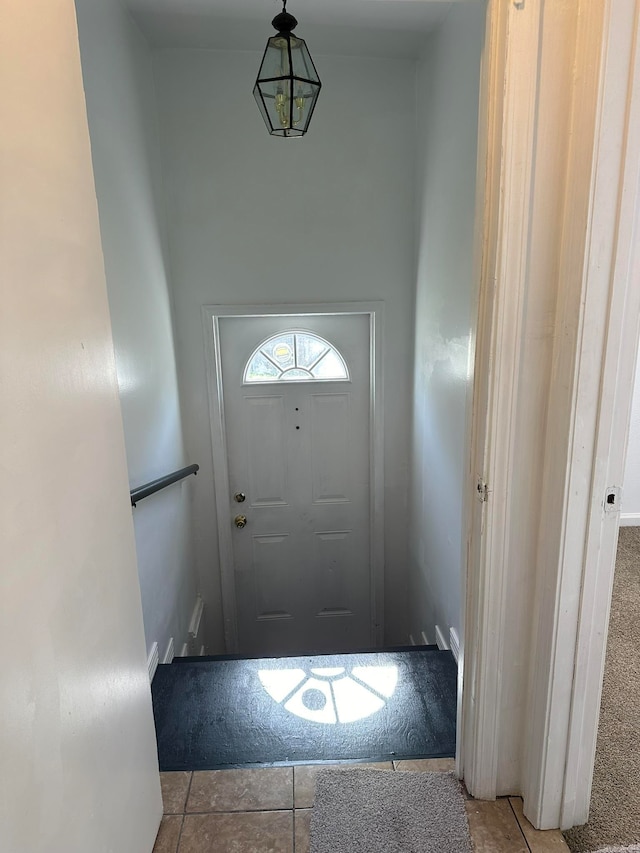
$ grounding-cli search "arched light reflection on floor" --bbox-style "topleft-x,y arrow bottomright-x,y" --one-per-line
258,665 -> 399,724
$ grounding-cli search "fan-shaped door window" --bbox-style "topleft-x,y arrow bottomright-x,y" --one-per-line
243,331 -> 350,384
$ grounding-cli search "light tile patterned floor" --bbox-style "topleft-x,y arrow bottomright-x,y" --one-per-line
154,760 -> 569,853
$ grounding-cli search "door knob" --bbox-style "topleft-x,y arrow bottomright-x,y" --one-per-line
234,492 -> 246,503
234,514 -> 247,529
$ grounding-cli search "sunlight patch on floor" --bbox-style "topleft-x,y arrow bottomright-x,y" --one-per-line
258,665 -> 399,725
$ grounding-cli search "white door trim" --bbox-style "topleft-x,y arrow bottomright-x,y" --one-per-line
202,302 -> 385,653
543,1 -> 640,829
460,0 -> 542,800
463,0 -> 640,829
519,0 -> 640,828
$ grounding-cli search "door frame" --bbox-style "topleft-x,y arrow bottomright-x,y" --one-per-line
463,0 -> 640,829
202,302 -> 385,654
532,1 -> 640,828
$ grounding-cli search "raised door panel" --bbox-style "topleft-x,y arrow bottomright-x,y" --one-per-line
310,393 -> 352,504
244,395 -> 289,506
313,530 -> 354,617
250,534 -> 296,621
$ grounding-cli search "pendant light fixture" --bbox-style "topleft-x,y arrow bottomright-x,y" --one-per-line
253,0 -> 322,138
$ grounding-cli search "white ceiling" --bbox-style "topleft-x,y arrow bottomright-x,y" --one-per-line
124,0 -> 460,58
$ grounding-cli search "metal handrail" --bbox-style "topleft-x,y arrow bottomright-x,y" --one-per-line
130,464 -> 199,507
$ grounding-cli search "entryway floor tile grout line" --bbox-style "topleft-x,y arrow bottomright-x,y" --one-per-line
292,809 -> 296,853
173,814 -> 184,853
174,773 -> 194,851
182,806 -> 295,815
508,797 -> 533,853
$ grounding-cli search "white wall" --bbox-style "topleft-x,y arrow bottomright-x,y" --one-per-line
622,347 -> 640,523
408,4 -> 484,648
0,1 -> 161,850
154,49 -> 417,649
75,0 -> 199,660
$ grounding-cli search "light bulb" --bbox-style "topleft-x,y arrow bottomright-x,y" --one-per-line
293,85 -> 305,126
275,88 -> 290,128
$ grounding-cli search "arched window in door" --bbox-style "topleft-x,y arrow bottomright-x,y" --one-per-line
243,331 -> 350,383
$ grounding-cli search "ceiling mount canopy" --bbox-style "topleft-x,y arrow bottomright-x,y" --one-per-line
253,0 -> 322,138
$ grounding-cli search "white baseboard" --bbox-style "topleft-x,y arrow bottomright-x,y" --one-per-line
449,627 -> 460,664
420,630 -> 431,646
619,512 -> 640,526
162,637 -> 174,665
147,642 -> 159,683
435,624 -> 449,651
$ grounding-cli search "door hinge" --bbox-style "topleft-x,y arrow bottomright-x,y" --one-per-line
476,477 -> 489,503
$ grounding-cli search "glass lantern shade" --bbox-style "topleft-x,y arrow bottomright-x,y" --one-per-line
253,31 -> 321,138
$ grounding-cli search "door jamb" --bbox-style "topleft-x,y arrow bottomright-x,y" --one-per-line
531,1 -> 640,828
202,302 -> 385,653
463,0 -> 640,828
460,0 -> 542,799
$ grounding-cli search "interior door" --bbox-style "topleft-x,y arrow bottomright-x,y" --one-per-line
218,314 -> 372,656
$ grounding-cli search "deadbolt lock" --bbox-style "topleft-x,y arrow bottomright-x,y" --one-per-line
234,492 -> 246,503
234,514 -> 247,529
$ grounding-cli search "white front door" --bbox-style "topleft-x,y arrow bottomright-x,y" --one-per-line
217,313 -> 372,656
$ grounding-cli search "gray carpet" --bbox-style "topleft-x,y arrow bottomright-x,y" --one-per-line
589,847 -> 640,852
564,527 -> 640,852
309,769 -> 472,853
